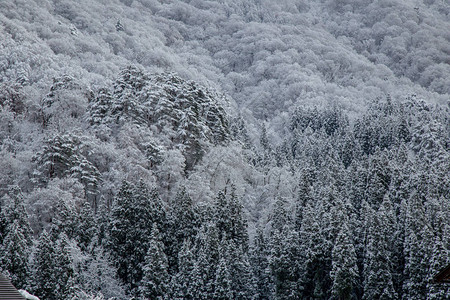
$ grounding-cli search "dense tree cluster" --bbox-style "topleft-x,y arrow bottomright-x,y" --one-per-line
0,66 -> 448,299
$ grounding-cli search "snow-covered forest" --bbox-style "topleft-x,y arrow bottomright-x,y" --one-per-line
0,0 -> 449,299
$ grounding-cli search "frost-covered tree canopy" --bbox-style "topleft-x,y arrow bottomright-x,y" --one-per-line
0,0 -> 449,299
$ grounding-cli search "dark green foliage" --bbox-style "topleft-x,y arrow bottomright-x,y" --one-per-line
214,257 -> 233,300
168,238 -> 197,299
32,230 -> 58,299
167,188 -> 200,272
331,223 -> 358,300
0,220 -> 30,289
74,200 -> 97,251
108,180 -> 166,295
362,199 -> 397,300
269,198 -> 302,299
0,187 -> 32,289
32,231 -> 74,300
140,224 -> 169,300
214,189 -> 249,250
250,229 -> 273,300
300,200 -> 332,299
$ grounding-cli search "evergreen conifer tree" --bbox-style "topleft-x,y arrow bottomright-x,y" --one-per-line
109,180 -> 166,294
167,188 -> 199,272
75,200 -> 97,251
140,224 -> 169,299
88,88 -> 113,126
0,220 -> 30,289
226,240 -> 257,299
54,233 -> 75,299
170,238 -> 197,299
362,199 -> 397,300
300,201 -> 330,299
269,198 -> 301,299
250,229 -> 273,300
0,186 -> 32,288
214,257 -> 233,300
330,222 -> 358,300
402,191 -> 433,300
33,230 -> 58,299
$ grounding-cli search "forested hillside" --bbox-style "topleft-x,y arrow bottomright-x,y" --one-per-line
0,1 -> 449,299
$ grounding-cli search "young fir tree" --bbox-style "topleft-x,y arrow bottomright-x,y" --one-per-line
214,188 -> 249,251
140,224 -> 169,299
169,238 -> 198,300
365,150 -> 391,207
193,222 -> 220,298
54,233 -> 75,299
47,194 -> 77,240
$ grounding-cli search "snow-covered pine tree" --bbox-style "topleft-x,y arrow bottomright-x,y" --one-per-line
31,231 -> 74,299
362,199 -> 397,300
300,200 -> 330,299
32,134 -> 100,199
269,198 -> 301,299
0,186 -> 32,288
249,228 -> 273,300
168,238 -> 197,299
193,222 -> 220,298
32,230 -> 57,299
214,188 -> 249,250
88,88 -> 113,126
330,222 -> 358,300
111,66 -> 148,126
108,180 -> 166,295
224,238 -> 257,299
402,191 -> 434,300
74,200 -> 97,251
167,188 -> 199,272
0,220 -> 30,289
54,233 -> 75,299
140,224 -> 169,300
214,256 -> 233,300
